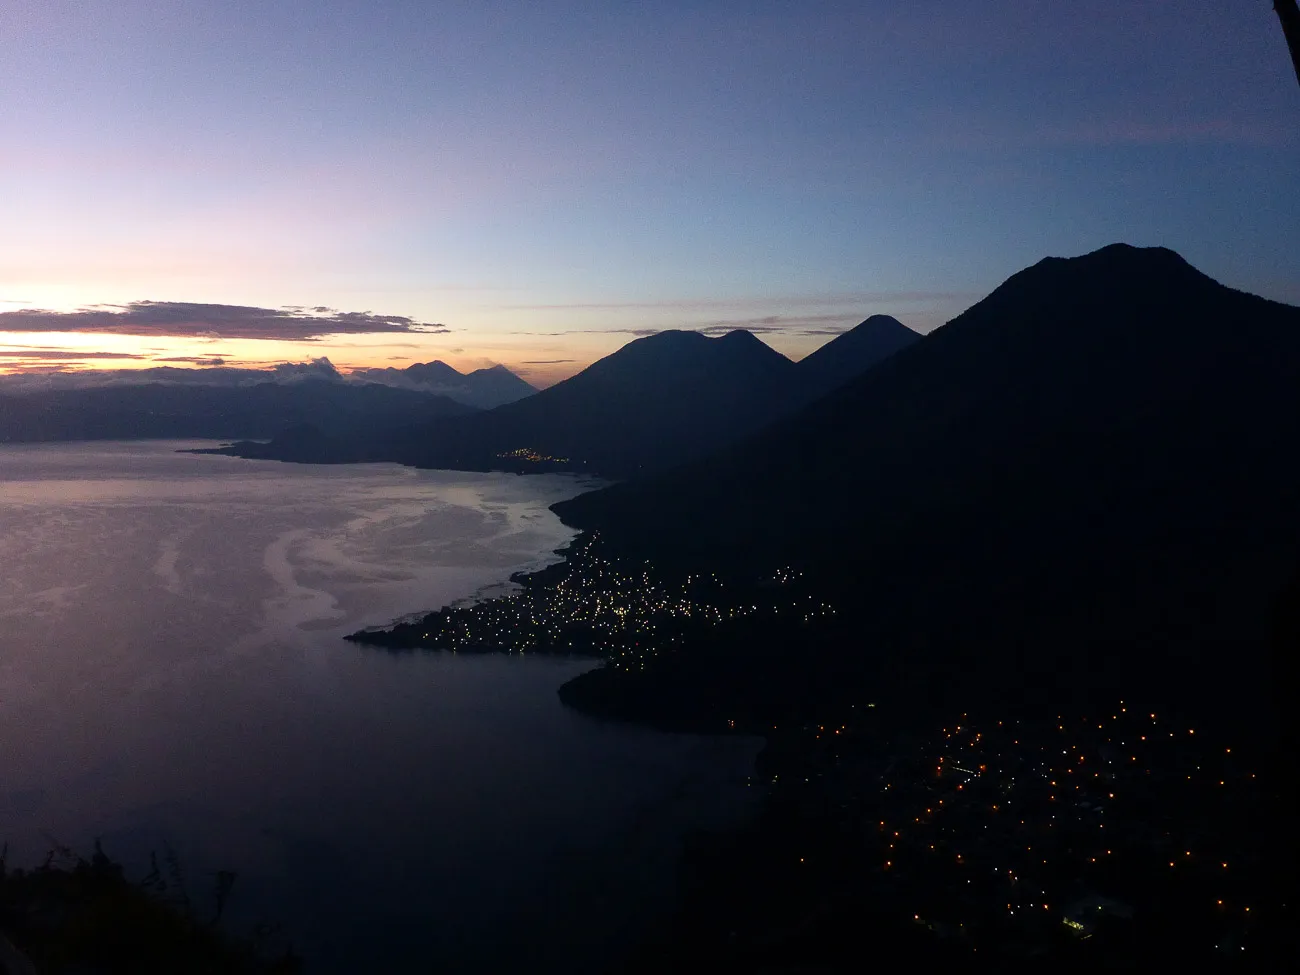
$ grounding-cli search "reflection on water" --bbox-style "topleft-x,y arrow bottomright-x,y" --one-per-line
0,442 -> 759,972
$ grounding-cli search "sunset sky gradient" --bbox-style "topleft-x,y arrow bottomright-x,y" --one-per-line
3,1 -> 1298,386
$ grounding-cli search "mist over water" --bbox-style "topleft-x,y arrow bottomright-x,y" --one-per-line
0,442 -> 759,972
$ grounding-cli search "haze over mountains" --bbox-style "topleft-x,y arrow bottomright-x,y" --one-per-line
555,244 -> 1300,734
0,358 -> 533,443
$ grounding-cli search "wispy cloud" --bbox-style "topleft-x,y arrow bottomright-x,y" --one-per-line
518,358 -> 576,364
499,292 -> 969,311
0,349 -> 147,360
0,357 -> 342,392
0,302 -> 450,340
154,355 -> 228,366
692,314 -> 864,336
509,312 -> 877,339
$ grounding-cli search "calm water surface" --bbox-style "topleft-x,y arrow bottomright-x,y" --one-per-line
0,441 -> 759,972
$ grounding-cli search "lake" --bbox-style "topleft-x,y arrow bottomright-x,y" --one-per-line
0,441 -> 760,972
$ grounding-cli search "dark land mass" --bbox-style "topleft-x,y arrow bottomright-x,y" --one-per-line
0,379 -> 474,445
622,704 -> 1287,972
382,328 -> 803,477
554,244 -> 1299,742
205,318 -> 921,478
350,243 -> 1295,968
349,531 -> 1292,970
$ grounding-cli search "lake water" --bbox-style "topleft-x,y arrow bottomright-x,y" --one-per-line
0,441 -> 760,972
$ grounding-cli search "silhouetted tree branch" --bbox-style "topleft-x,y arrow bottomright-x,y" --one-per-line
1278,0 -> 1300,88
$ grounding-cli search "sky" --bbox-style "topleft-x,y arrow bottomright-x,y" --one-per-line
2,0 -> 1298,387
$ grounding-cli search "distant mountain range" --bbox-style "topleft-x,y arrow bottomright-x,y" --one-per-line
554,243 -> 1300,732
402,318 -> 922,475
379,328 -> 803,476
0,380 -> 474,444
0,357 -> 534,444
0,323 -> 918,465
348,360 -> 537,409
211,316 -> 922,476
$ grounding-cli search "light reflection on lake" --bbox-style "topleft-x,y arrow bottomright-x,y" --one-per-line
0,441 -> 759,973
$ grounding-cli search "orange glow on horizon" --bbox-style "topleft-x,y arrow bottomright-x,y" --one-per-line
0,330 -> 600,388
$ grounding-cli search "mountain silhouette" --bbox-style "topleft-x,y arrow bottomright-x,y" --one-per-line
0,380 -> 474,444
351,360 -> 537,408
555,244 -> 1300,732
402,360 -> 465,385
794,314 -> 919,397
207,322 -> 926,476
372,328 -> 802,477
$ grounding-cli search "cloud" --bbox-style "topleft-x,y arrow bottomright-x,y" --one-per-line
690,314 -> 861,336
518,359 -> 576,365
0,359 -> 346,393
154,356 -> 228,366
509,328 -> 663,337
499,292 -> 970,311
0,302 -> 450,340
269,357 -> 342,380
0,349 -> 147,360
510,313 -> 871,338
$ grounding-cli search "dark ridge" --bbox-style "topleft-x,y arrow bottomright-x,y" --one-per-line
191,315 -> 930,478
365,328 -> 803,477
552,243 -> 1300,735
795,314 -> 920,397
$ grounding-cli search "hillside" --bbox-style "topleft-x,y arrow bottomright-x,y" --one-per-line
554,244 -> 1300,730
365,328 -> 802,477
203,321 -> 929,477
794,314 -> 920,397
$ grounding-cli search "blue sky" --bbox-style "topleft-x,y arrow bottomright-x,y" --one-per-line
3,1 -> 1297,384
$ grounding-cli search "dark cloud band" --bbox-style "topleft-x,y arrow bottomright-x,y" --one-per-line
0,302 -> 449,341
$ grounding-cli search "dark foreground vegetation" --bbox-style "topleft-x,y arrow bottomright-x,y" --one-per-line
0,843 -> 300,975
